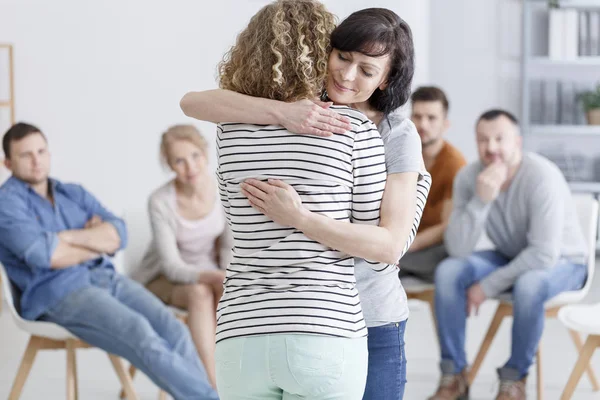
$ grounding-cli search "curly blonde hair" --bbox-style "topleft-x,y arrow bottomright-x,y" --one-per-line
219,0 -> 336,102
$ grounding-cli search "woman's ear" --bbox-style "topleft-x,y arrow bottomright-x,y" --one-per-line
378,81 -> 388,91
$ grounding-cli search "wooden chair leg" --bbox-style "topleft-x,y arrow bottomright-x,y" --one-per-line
66,339 -> 78,400
120,364 -> 137,399
8,336 -> 41,400
425,291 -> 439,341
568,329 -> 600,390
469,304 -> 511,384
109,355 -> 139,400
536,345 -> 543,400
561,335 -> 600,400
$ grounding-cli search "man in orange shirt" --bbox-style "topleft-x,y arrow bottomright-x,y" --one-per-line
399,87 -> 466,282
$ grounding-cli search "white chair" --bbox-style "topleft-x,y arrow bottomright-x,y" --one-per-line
558,303 -> 600,399
468,194 -> 600,400
0,262 -> 139,400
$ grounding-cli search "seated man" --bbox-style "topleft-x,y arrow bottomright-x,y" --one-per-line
428,110 -> 588,400
0,123 -> 218,400
399,86 -> 466,282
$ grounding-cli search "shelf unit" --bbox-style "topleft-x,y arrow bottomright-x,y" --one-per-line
521,0 -> 600,136
522,1 -> 600,250
0,43 -> 15,139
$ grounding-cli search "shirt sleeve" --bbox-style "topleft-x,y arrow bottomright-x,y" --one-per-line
74,185 -> 128,251
147,195 -> 201,284
0,193 -> 58,270
444,164 -> 492,257
384,118 -> 424,175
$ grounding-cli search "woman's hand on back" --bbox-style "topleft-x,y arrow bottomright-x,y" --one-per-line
279,99 -> 352,137
240,179 -> 307,227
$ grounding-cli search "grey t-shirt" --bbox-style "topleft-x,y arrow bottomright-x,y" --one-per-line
444,152 -> 588,297
355,112 -> 427,327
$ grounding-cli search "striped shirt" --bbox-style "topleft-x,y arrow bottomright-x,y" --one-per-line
215,105 -> 390,343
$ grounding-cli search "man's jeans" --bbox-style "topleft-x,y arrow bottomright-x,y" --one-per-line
434,250 -> 587,379
41,267 -> 219,400
362,320 -> 407,400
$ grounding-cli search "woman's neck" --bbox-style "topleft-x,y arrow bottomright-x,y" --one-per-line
351,101 -> 383,126
174,174 -> 210,199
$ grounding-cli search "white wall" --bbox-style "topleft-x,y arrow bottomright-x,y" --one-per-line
429,0 -> 522,162
0,0 -> 430,266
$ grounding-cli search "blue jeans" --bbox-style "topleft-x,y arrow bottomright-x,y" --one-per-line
363,321 -> 407,400
41,267 -> 218,400
215,334 -> 368,399
435,250 -> 587,379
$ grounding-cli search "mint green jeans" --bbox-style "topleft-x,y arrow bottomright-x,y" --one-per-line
215,334 -> 368,399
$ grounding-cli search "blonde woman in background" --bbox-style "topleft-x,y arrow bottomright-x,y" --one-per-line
134,124 -> 231,389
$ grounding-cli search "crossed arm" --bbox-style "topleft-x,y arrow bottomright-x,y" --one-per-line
53,215 -> 122,269
0,187 -> 126,270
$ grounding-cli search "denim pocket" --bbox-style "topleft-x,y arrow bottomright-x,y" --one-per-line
285,336 -> 345,396
215,338 -> 246,391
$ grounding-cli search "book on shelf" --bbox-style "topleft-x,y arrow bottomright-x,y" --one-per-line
589,11 -> 600,56
549,9 -> 579,59
530,80 -> 594,126
548,8 -> 600,59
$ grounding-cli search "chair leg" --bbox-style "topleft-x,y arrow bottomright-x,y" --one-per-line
424,291 -> 438,337
568,329 -> 600,390
108,355 -> 139,400
560,335 -> 600,400
536,345 -> 543,400
468,304 -> 510,384
66,339 -> 78,400
120,364 -> 137,399
8,336 -> 41,400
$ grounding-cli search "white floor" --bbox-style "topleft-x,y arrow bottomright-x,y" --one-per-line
2,271 -> 600,400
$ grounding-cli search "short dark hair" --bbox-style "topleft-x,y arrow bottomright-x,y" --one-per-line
411,86 -> 449,113
2,122 -> 45,159
477,109 -> 519,125
330,8 -> 415,116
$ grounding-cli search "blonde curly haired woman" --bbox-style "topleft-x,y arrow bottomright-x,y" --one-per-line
134,125 -> 232,389
182,5 -> 430,400
189,1 -> 400,398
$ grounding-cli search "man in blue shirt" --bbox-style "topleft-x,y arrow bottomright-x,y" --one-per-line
0,123 -> 219,400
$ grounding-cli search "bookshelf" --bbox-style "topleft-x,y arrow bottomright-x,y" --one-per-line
521,0 -> 600,136
0,43 -> 15,141
530,124 -> 600,135
522,1 -> 600,249
529,56 -> 600,66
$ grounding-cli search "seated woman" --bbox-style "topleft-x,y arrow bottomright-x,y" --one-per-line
135,124 -> 231,389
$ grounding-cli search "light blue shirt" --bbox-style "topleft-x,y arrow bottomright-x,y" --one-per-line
0,176 -> 127,320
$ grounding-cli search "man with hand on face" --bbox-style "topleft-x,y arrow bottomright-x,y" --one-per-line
0,123 -> 218,400
399,86 -> 466,282
428,110 -> 588,400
